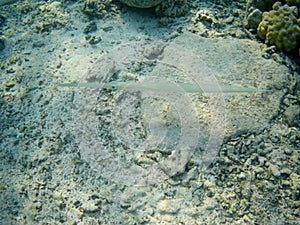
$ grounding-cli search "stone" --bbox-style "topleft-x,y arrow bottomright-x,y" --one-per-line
280,168 -> 292,176
83,21 -> 97,34
120,0 -> 162,8
0,0 -> 17,6
80,201 -> 99,213
284,105 -> 300,127
0,36 -> 5,51
0,15 -> 5,26
157,199 -> 181,214
246,0 -> 276,11
269,164 -> 281,177
244,8 -> 262,29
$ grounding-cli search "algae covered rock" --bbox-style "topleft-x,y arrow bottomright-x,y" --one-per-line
0,36 -> 4,51
286,0 -> 300,7
83,0 -> 115,18
155,0 -> 188,17
257,2 -> 300,52
0,0 -> 17,6
120,0 -> 162,8
246,0 -> 276,11
120,0 -> 187,17
244,8 -> 262,29
284,105 -> 300,127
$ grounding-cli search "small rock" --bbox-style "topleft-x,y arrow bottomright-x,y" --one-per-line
282,180 -> 291,187
238,172 -> 247,180
80,201 -> 98,213
292,200 -> 300,208
0,36 -> 5,51
258,156 -> 267,166
284,105 -> 300,127
259,180 -> 276,191
246,0 -> 274,11
0,15 -> 5,26
35,202 -> 43,211
223,16 -> 234,23
269,164 -> 281,177
292,189 -> 300,201
101,25 -> 113,32
88,35 -> 102,45
284,148 -> 293,155
290,173 -> 300,187
203,198 -> 218,210
280,168 -> 292,176
133,153 -> 154,165
253,166 -> 264,175
293,207 -> 300,216
83,21 -> 97,34
244,9 -> 262,29
157,199 -> 181,214
258,143 -> 273,156
32,41 -> 45,48
82,0 -> 113,18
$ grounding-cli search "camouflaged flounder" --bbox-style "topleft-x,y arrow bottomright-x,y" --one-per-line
120,0 -> 163,8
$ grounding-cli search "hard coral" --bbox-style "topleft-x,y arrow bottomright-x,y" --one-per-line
257,2 -> 300,52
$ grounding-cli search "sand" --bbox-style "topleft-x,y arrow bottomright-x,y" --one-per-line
0,0 -> 299,224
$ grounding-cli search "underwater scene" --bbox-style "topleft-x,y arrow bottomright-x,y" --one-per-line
0,0 -> 299,224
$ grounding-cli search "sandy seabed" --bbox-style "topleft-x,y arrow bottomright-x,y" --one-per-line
0,0 -> 299,224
